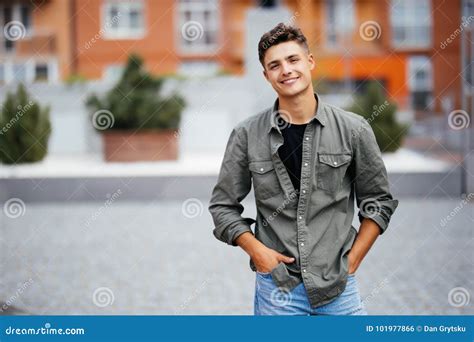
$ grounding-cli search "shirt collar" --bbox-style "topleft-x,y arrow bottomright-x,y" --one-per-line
268,93 -> 327,133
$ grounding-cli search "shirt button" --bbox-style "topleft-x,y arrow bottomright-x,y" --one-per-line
305,137 -> 309,140
304,162 -> 308,166
301,242 -> 304,246
302,190 -> 306,194
303,269 -> 307,273
260,167 -> 264,171
333,161 -> 337,166
299,216 -> 302,220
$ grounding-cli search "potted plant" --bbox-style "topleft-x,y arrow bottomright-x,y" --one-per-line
0,84 -> 51,164
86,54 -> 186,162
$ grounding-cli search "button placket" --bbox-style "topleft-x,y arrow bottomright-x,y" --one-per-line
297,126 -> 314,273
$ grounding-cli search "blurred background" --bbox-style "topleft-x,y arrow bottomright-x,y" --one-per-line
0,0 -> 473,315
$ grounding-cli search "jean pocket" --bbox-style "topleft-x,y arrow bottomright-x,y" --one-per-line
317,153 -> 352,193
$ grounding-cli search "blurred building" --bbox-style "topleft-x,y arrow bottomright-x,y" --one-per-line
0,0 -> 466,113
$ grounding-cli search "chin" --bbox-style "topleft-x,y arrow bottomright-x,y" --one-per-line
276,84 -> 307,97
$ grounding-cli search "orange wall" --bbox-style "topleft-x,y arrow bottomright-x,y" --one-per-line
75,0 -> 178,79
32,0 -> 74,78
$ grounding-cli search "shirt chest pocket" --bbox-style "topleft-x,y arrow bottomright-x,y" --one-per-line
249,160 -> 281,200
317,153 -> 352,193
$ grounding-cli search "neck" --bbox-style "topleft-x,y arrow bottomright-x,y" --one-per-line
278,86 -> 317,124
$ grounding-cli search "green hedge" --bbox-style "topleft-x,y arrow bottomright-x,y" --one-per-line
348,81 -> 408,153
0,84 -> 51,164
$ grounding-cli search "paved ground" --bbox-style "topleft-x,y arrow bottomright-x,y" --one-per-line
1,196 -> 472,315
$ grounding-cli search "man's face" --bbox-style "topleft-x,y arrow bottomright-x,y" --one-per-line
262,41 -> 314,97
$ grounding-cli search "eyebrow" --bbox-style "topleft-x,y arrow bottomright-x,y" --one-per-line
266,54 -> 300,67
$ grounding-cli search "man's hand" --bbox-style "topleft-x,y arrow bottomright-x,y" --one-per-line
235,232 -> 295,273
348,218 -> 381,274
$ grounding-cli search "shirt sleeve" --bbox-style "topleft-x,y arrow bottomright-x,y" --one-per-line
208,127 -> 255,246
353,119 -> 399,234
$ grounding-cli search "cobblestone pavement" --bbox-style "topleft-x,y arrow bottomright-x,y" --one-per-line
1,196 -> 472,315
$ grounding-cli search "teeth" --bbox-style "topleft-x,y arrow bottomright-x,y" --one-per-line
282,77 -> 298,84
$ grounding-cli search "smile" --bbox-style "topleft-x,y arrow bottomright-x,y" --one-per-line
280,77 -> 299,85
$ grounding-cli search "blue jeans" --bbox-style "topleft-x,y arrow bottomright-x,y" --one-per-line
254,272 -> 367,315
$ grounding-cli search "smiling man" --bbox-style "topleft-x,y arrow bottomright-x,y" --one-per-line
208,23 -> 398,315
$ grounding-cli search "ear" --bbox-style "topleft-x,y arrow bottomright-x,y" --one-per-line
308,53 -> 315,71
263,69 -> 269,81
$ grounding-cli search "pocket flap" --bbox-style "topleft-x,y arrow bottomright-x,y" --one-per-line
249,160 -> 275,174
318,153 -> 351,168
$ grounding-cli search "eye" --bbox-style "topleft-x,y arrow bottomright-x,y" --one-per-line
290,58 -> 299,63
270,64 -> 278,70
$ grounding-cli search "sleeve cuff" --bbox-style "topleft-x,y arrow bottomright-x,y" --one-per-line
213,218 -> 255,246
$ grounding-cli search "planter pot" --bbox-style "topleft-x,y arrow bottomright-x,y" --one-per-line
102,129 -> 179,162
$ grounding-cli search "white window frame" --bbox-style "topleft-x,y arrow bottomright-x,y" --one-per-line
177,0 -> 220,55
390,0 -> 432,49
324,0 -> 355,48
407,56 -> 433,92
101,0 -> 146,40
0,58 -> 59,84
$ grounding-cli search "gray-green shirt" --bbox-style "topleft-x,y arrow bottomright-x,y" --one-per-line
208,93 -> 398,308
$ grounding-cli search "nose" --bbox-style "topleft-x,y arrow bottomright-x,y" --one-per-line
281,61 -> 292,76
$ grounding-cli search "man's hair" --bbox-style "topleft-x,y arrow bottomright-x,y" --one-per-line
258,23 -> 309,67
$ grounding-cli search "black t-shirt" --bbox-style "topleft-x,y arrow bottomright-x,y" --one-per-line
278,122 -> 308,193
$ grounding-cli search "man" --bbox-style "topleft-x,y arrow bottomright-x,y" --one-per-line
208,23 -> 398,315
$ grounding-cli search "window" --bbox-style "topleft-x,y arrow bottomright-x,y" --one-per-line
0,64 -> 4,83
20,5 -> 31,30
462,0 -> 474,88
408,56 -> 433,110
258,0 -> 280,7
325,0 -> 355,47
12,63 -> 27,82
178,0 -> 219,54
34,64 -> 48,81
1,4 -> 31,52
391,0 -> 431,48
102,0 -> 145,39
0,60 -> 58,84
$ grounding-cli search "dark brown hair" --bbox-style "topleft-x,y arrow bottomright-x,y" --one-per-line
258,23 -> 309,67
